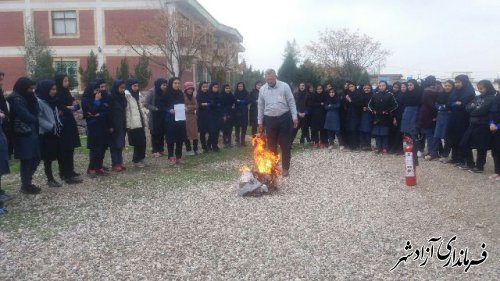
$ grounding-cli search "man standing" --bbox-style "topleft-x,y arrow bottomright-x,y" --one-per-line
258,69 -> 298,177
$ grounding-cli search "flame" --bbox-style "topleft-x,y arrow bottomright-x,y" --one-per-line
251,134 -> 281,176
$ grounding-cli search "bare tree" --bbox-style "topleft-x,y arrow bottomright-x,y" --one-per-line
199,38 -> 240,82
305,28 -> 390,80
116,9 -> 215,78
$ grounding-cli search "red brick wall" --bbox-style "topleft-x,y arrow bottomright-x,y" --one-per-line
33,10 -> 95,46
0,12 -> 25,46
105,9 -> 163,46
0,57 -> 26,91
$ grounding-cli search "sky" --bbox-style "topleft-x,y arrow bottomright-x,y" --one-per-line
198,0 -> 500,81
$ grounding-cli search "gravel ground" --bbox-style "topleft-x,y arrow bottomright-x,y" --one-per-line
0,147 -> 499,280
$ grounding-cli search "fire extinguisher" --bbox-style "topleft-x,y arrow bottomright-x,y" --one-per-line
404,136 -> 417,186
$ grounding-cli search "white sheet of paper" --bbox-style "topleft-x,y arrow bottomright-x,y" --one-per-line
174,104 -> 186,121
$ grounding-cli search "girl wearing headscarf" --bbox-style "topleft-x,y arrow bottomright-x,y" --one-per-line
36,80 -> 64,187
344,81 -> 364,151
418,76 -> 440,161
446,75 -> 476,166
292,82 -> 311,146
368,81 -> 398,154
359,83 -> 374,151
82,81 -> 110,177
209,82 -> 221,152
233,82 -> 249,146
183,81 -> 198,155
54,74 -> 82,184
248,81 -> 262,135
165,77 -> 187,164
7,77 -> 41,194
389,82 -> 405,154
324,88 -> 341,150
219,84 -> 235,148
459,80 -> 496,173
489,85 -> 500,180
125,78 -> 147,167
196,81 -> 213,153
435,80 -> 454,162
145,78 -> 168,157
108,80 -> 127,172
0,84 -> 10,204
400,79 -> 422,163
308,84 -> 327,148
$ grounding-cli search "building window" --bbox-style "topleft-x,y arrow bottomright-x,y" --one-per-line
54,60 -> 79,90
52,11 -> 77,36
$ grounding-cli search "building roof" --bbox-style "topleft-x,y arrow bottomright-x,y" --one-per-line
166,0 -> 243,42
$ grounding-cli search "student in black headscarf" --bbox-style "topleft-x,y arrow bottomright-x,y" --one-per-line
400,79 -> 422,164
359,83 -> 374,151
292,82 -> 311,146
196,81 -> 213,153
36,79 -> 64,187
0,72 -> 12,158
108,80 -> 127,172
165,77 -> 187,164
389,82 -> 405,154
82,81 -> 110,177
446,74 -> 476,166
0,71 -> 11,203
459,80 -> 496,173
308,84 -> 327,148
220,84 -> 235,148
489,82 -> 500,180
344,81 -> 364,151
7,77 -> 41,194
248,81 -> 262,135
209,82 -> 221,152
233,82 -> 249,146
368,81 -> 398,154
125,78 -> 147,167
145,78 -> 168,157
435,80 -> 454,162
54,73 -> 82,184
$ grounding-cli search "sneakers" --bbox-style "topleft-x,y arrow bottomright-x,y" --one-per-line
20,184 -> 41,195
488,174 -> 500,180
319,144 -> 326,149
417,151 -> 423,158
112,165 -> 125,172
469,167 -> 484,174
424,155 -> 437,161
87,169 -> 97,178
381,149 -> 388,155
282,169 -> 290,177
168,157 -> 177,165
185,150 -> 195,156
47,180 -> 63,188
439,157 -> 449,163
65,176 -> 83,184
96,168 -> 109,176
133,161 -> 146,168
152,152 -> 162,158
328,145 -> 334,150
176,158 -> 185,164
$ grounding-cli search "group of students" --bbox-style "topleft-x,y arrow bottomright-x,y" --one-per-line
1,71 -> 499,213
292,75 -> 500,178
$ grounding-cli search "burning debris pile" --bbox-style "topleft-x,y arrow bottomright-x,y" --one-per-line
238,134 -> 281,197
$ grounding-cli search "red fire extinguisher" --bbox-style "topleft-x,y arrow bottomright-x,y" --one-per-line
404,136 -> 417,186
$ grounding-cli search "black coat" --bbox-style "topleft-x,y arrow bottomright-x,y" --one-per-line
0,90 -> 13,155
459,92 -> 496,150
368,91 -> 398,127
56,87 -> 81,150
164,89 -> 186,143
196,91 -> 213,132
446,86 -> 476,145
82,93 -> 111,149
308,92 -> 326,131
248,89 -> 259,125
490,94 -> 500,151
345,90 -> 364,131
233,90 -> 249,126
294,90 -> 309,114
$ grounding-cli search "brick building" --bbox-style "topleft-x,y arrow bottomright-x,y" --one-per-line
0,0 -> 243,91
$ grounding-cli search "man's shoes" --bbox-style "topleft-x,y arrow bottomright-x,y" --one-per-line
282,170 -> 290,177
47,180 -> 63,188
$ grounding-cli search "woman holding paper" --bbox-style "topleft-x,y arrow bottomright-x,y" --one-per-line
165,77 -> 187,164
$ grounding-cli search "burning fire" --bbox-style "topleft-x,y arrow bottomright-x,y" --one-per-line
251,134 -> 281,176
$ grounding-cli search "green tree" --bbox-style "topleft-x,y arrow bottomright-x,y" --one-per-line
239,59 -> 263,89
134,54 -> 152,90
78,50 -> 98,87
296,60 -> 325,87
23,23 -> 55,82
31,50 -> 55,82
96,64 -> 113,89
115,57 -> 130,81
278,40 -> 300,86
